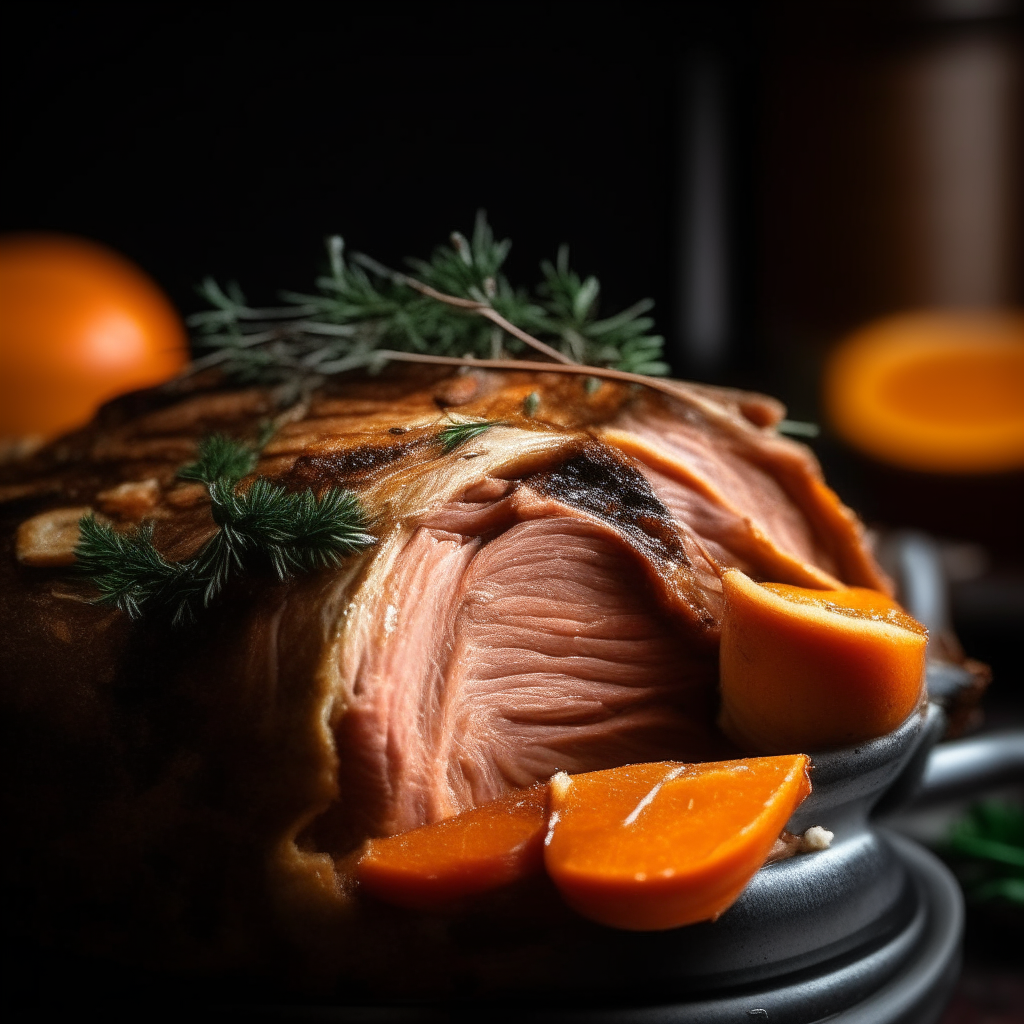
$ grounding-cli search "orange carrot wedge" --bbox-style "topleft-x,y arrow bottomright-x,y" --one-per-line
718,569 -> 927,753
356,784 -> 548,910
544,756 -> 811,930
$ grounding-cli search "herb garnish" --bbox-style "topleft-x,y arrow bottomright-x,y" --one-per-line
186,212 -> 669,386
776,420 -> 820,439
945,801 -> 1024,905
177,432 -> 258,485
437,421 -> 506,454
75,435 -> 374,625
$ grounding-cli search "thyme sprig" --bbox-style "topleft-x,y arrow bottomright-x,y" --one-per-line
75,435 -> 374,625
186,212 -> 669,385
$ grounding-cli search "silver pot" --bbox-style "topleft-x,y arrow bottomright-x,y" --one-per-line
252,695 -> 1023,1024
252,534 -> 1024,1023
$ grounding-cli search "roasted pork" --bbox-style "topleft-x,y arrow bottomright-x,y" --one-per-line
0,367 -> 888,971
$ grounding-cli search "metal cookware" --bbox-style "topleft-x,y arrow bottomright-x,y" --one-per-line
248,689 -> 1023,1024
248,534 -> 1024,1024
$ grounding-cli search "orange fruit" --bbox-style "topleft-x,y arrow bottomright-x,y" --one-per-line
718,569 -> 927,753
823,311 -> 1024,474
0,234 -> 189,440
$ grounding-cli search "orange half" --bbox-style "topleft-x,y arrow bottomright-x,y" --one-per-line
823,311 -> 1024,474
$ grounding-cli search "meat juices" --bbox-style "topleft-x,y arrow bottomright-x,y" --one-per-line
0,367 -> 889,968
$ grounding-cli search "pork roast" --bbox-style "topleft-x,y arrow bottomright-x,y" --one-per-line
0,366 -> 888,977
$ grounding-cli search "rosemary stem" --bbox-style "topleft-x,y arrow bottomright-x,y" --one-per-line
352,252 -> 575,366
233,305 -> 320,321
372,350 -> 697,405
476,306 -> 575,366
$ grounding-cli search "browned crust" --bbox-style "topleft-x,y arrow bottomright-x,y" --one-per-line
0,366 -> 889,979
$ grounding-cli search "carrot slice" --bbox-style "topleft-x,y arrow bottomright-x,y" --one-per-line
718,569 -> 927,753
356,784 -> 548,910
543,756 -> 811,930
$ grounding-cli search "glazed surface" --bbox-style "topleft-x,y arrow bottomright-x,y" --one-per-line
0,367 -> 888,978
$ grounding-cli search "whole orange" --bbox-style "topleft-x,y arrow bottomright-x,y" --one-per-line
0,234 -> 189,440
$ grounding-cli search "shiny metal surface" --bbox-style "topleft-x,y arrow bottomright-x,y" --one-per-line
256,835 -> 962,1023
917,731 -> 1024,804
544,834 -> 962,1024
249,702 -> 958,1022
255,532 -> 1023,1018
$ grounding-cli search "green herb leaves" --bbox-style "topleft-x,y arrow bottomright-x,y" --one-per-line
776,420 -> 821,439
76,516 -> 198,621
437,420 -> 505,454
75,435 -> 374,625
187,212 -> 668,384
946,801 -> 1024,905
535,246 -> 669,376
208,478 -> 374,578
178,432 -> 259,485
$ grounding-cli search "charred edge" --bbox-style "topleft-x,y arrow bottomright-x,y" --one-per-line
283,440 -> 425,492
526,445 -> 690,568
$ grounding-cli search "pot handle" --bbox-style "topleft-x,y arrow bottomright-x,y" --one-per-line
915,730 -> 1024,806
880,531 -> 1024,807
874,714 -> 1024,817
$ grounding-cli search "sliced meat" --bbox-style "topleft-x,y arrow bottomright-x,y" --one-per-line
0,365 -> 892,969
601,392 -> 891,592
331,489 -> 723,842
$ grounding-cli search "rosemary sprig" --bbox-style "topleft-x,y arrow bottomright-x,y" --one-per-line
210,477 -> 375,578
534,246 -> 669,375
186,212 -> 668,385
178,432 -> 259,484
437,420 -> 505,454
75,435 -> 374,625
75,515 -> 199,621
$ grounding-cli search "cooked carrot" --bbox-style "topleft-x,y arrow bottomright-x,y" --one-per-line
718,569 -> 927,753
543,756 -> 811,930
356,784 -> 548,910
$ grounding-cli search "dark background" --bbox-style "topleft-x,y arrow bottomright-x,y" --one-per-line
1,5 -> 689,359
3,3 -> 1024,1016
5,5 -> 1022,397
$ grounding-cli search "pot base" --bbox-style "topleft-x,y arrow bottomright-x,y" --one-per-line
254,831 -> 963,1024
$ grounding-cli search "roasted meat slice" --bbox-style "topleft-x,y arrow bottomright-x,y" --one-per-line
0,367 -> 889,971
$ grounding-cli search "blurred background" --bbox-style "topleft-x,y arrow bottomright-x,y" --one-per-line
2,1 -> 1023,1018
